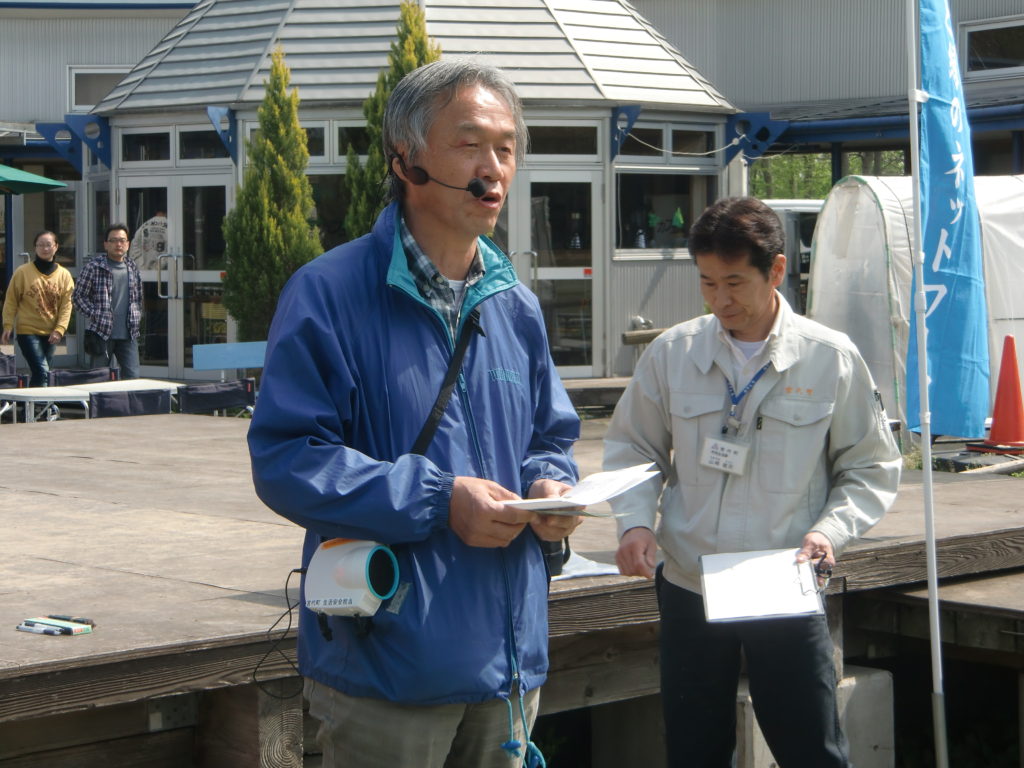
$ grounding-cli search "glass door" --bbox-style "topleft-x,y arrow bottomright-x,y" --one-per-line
120,175 -> 230,379
180,181 -> 229,375
508,170 -> 602,378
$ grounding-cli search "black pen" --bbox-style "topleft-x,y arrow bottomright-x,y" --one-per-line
17,623 -> 70,636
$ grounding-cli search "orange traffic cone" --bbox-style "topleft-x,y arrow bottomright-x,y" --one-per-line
983,335 -> 1024,449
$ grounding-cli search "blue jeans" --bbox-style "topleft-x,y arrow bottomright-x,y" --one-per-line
657,569 -> 849,768
90,337 -> 139,379
17,334 -> 55,387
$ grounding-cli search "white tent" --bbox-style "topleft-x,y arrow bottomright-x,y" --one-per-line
806,174 -> 1024,432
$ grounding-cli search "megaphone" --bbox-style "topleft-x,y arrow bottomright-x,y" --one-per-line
304,538 -> 400,617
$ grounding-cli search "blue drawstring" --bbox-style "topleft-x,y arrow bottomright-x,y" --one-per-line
497,549 -> 547,767
501,697 -> 521,758
500,693 -> 546,767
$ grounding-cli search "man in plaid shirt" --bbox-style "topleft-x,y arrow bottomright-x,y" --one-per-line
72,224 -> 143,379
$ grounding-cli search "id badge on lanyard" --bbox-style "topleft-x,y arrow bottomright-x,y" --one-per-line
700,435 -> 750,475
698,364 -> 770,476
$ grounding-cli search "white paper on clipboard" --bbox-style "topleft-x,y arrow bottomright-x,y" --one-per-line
699,548 -> 823,622
504,463 -> 658,516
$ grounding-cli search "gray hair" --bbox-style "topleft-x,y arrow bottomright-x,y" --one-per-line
382,59 -> 527,200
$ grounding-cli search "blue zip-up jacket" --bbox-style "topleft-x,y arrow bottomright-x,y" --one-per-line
248,202 -> 580,705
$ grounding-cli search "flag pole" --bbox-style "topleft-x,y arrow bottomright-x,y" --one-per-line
905,0 -> 950,764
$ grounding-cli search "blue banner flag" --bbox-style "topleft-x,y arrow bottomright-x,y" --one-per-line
907,0 -> 989,437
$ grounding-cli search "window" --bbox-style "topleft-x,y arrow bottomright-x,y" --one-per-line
44,189 -> 78,269
180,130 -> 230,160
337,125 -> 371,157
615,172 -> 717,254
122,132 -> 171,163
617,121 -> 723,167
620,127 -> 663,158
672,129 -> 715,156
306,126 -> 326,158
308,174 -> 350,251
614,120 -> 722,257
69,67 -> 128,112
527,125 -> 598,156
964,18 -> 1024,78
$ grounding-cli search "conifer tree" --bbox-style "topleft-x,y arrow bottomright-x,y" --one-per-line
343,1 -> 441,240
222,48 -> 321,341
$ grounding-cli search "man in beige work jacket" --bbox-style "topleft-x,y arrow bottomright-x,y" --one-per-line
604,196 -> 901,768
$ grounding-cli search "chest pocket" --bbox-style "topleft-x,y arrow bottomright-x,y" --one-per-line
669,392 -> 726,486
756,397 -> 834,493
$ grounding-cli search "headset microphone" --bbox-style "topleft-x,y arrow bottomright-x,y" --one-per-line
396,156 -> 487,198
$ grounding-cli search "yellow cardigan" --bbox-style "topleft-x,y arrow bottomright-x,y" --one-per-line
1,261 -> 75,337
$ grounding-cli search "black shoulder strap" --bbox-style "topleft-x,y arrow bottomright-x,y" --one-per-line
410,308 -> 484,456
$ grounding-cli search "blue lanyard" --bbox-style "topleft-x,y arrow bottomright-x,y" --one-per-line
723,362 -> 771,434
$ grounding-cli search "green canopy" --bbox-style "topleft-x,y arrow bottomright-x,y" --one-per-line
0,163 -> 67,194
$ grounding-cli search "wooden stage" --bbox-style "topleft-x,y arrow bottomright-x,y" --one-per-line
3,415 -> 1024,766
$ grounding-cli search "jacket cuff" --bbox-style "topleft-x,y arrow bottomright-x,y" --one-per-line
810,520 -> 848,555
615,511 -> 657,540
434,472 -> 454,529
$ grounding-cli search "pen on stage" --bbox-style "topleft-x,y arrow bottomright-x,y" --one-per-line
21,617 -> 93,634
16,623 -> 70,636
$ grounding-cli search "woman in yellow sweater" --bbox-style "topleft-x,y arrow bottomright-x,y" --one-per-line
1,231 -> 75,386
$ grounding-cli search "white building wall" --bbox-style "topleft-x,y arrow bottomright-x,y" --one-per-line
632,0 -> 1024,109
0,10 -> 186,124
605,257 -> 706,375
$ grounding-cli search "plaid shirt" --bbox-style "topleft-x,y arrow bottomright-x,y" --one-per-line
399,215 -> 484,340
71,254 -> 143,340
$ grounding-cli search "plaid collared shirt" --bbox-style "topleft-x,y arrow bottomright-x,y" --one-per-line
70,253 -> 143,340
399,215 -> 485,340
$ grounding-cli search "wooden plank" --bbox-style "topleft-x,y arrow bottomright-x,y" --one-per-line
621,328 -> 666,345
845,570 -> 1024,661
542,624 -> 661,714
548,577 -> 658,637
0,701 -> 148,760
0,728 -> 194,768
561,377 -> 630,408
0,637 -> 297,723
196,680 -> 303,768
837,528 -> 1024,592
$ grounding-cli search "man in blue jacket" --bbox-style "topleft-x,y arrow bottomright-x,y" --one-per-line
248,60 -> 581,768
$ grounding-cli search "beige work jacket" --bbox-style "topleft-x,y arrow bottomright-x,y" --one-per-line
604,295 -> 902,594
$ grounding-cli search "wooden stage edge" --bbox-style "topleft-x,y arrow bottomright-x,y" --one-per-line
3,415 -> 1024,760
5,529 -> 1024,725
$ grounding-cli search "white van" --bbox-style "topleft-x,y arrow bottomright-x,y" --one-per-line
763,199 -> 824,315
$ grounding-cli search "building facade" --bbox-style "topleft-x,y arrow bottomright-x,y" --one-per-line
3,0 -> 744,380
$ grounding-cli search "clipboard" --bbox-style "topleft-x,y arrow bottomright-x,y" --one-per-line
699,548 -> 824,622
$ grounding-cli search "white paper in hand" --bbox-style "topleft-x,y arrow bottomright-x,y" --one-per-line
505,463 -> 658,515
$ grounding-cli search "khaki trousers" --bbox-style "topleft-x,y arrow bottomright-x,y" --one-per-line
305,679 -> 540,768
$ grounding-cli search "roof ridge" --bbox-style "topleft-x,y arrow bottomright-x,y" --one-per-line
97,0 -> 216,112
238,0 -> 298,102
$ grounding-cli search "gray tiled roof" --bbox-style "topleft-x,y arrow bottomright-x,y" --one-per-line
94,0 -> 733,114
